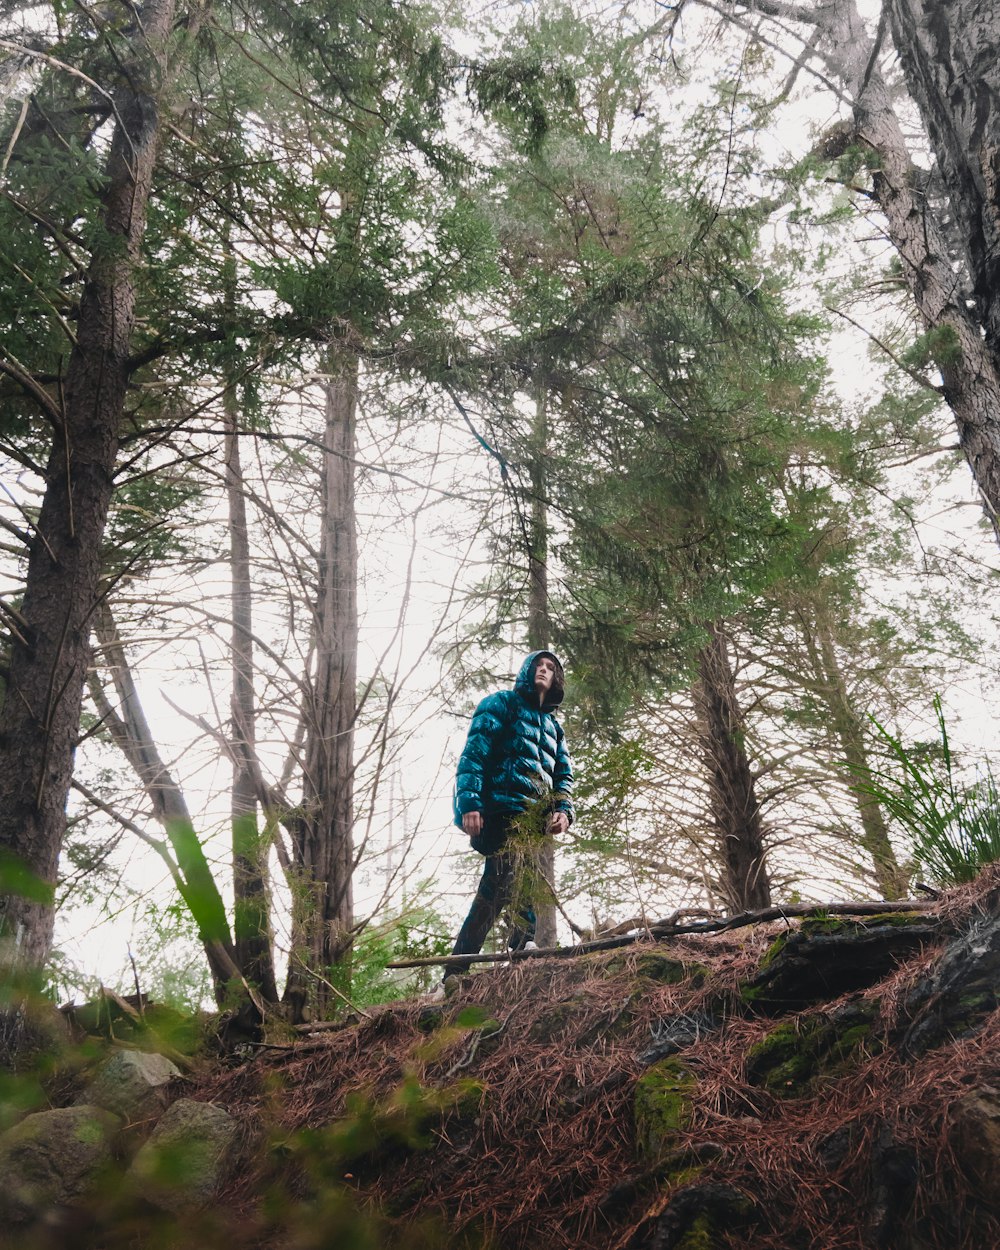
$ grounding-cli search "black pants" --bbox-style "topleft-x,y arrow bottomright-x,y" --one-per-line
444,814 -> 538,980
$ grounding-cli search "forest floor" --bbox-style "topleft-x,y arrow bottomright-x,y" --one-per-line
179,869 -> 1000,1250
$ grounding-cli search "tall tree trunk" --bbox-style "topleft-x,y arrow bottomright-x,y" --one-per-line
527,385 -> 558,948
827,0 -> 1000,536
885,0 -> 1000,362
707,0 -> 1000,536
223,241 -> 278,1002
284,354 -> 358,1022
811,618 -> 907,899
695,622 -> 771,911
0,0 -> 179,1036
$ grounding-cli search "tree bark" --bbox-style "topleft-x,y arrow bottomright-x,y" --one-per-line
0,0 -> 180,1019
885,0 -> 1000,361
706,0 -> 1000,536
528,384 -> 558,948
823,0 -> 1000,536
811,617 -> 907,899
222,250 -> 278,1001
695,622 -> 771,911
284,354 -> 358,1022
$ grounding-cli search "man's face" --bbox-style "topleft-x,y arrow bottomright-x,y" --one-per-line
533,656 -> 557,696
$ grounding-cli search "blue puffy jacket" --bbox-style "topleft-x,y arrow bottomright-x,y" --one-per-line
453,650 -> 574,827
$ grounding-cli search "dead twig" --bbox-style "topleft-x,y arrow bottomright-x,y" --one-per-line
387,900 -> 936,969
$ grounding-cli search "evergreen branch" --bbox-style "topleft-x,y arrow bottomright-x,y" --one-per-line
0,598 -> 30,647
0,189 -> 89,268
0,430 -> 44,475
123,422 -> 476,504
0,95 -> 29,176
0,356 -> 63,429
824,303 -> 944,395
690,1 -> 851,104
441,382 -> 511,482
727,0 -> 822,25
2,256 -> 78,346
859,5 -> 889,100
0,515 -> 31,548
0,478 -> 57,562
70,777 -> 178,873
0,38 -> 135,158
211,12 -> 362,128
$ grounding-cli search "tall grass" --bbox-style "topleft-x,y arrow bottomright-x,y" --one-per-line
855,696 -> 1000,887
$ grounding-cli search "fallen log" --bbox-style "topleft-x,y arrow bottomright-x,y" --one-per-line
386,900 -> 937,969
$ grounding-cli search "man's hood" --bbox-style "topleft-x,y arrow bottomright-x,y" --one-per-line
514,649 -> 565,710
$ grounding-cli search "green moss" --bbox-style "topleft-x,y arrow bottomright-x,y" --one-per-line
745,1003 -> 880,1097
757,932 -> 790,970
633,1058 -> 696,1160
634,954 -> 687,983
739,982 -> 765,1008
745,1020 -> 819,1094
948,988 -> 999,1034
450,1079 -> 487,1118
676,1213 -> 714,1249
799,911 -> 927,937
830,1024 -> 871,1059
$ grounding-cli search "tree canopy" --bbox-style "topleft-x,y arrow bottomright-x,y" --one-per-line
0,0 -> 997,1038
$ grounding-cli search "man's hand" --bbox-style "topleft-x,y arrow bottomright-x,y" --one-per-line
462,811 -> 483,837
547,811 -> 569,835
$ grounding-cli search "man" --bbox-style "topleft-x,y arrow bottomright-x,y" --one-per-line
443,650 -> 573,982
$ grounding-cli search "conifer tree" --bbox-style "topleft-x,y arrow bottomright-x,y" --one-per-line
0,0 -> 491,1025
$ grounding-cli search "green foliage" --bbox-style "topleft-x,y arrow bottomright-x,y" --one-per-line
0,1029 -> 483,1248
469,54 -> 577,153
253,1075 -> 487,1250
903,324 -> 963,372
326,905 -> 452,1009
103,470 -> 205,571
127,902 -> 215,1016
0,849 -> 54,907
853,698 -> 1000,886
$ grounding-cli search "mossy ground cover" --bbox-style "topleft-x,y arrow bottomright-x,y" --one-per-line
633,1057 -> 696,1159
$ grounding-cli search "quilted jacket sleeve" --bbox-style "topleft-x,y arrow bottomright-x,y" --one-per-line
454,692 -> 509,819
551,719 -> 574,824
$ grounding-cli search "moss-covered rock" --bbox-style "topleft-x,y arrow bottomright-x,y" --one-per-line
0,1105 -> 121,1223
676,1213 -> 715,1249
605,951 -> 709,986
949,1085 -> 1000,1206
77,1049 -> 180,1123
633,1058 -> 696,1161
648,1181 -> 757,1247
904,908 -> 1000,1054
741,916 -> 940,1013
634,953 -> 688,984
128,1098 -> 240,1214
415,1006 -> 444,1034
745,1001 -> 880,1096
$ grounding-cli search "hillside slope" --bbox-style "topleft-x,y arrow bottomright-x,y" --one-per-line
187,870 -> 1000,1250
